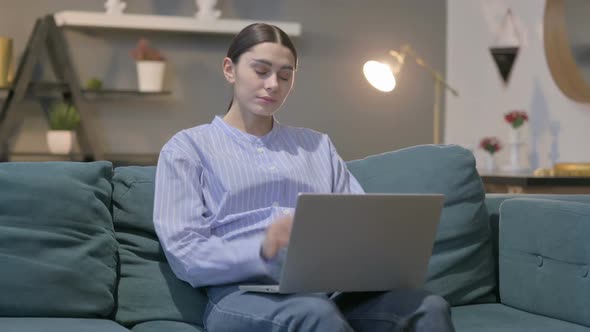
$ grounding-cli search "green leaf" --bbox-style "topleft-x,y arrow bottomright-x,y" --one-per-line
48,102 -> 80,130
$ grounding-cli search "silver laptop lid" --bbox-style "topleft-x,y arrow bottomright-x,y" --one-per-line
278,193 -> 444,293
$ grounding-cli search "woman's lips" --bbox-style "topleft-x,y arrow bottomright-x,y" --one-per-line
257,96 -> 277,103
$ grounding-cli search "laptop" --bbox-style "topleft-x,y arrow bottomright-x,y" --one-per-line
239,193 -> 445,294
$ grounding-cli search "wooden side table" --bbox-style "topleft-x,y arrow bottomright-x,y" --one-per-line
480,172 -> 590,194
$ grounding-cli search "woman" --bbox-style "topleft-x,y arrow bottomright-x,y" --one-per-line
154,23 -> 455,332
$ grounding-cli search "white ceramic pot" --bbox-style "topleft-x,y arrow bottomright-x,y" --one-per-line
47,130 -> 74,154
136,61 -> 165,92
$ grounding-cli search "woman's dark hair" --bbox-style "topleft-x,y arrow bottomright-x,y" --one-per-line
226,23 -> 298,111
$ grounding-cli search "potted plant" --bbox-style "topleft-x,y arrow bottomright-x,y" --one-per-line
47,102 -> 80,154
504,110 -> 529,171
130,38 -> 166,92
479,137 -> 502,171
85,77 -> 103,90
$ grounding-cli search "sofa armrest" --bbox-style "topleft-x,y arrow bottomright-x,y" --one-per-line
498,198 -> 590,327
485,194 -> 590,217
483,194 -> 590,303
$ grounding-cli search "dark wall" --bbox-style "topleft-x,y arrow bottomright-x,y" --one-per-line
0,0 -> 446,160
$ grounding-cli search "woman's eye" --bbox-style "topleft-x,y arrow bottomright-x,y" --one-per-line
278,76 -> 290,81
255,70 -> 268,76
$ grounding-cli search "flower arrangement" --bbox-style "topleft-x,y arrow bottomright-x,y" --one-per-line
130,38 -> 165,61
504,110 -> 528,129
480,137 -> 502,155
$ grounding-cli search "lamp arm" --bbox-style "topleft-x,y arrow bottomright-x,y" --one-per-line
399,46 -> 459,97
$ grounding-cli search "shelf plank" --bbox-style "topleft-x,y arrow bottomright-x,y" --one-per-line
9,151 -> 159,165
53,11 -> 302,36
1,82 -> 170,98
82,88 -> 171,98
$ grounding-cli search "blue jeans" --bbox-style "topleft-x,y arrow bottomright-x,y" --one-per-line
204,285 -> 455,332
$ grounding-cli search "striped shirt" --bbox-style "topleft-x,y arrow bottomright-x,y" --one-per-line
153,115 -> 364,287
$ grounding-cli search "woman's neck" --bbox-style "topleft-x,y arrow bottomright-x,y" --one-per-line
223,104 -> 273,137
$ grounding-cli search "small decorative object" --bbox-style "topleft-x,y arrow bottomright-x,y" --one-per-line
105,0 -> 126,15
504,110 -> 528,129
490,9 -> 522,85
0,36 -> 12,88
195,0 -> 221,20
85,77 -> 103,90
504,110 -> 529,172
130,38 -> 166,92
47,102 -> 80,154
552,163 -> 590,176
480,137 -> 502,171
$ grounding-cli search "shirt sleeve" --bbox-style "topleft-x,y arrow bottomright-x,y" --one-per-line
153,148 -> 271,287
326,136 -> 365,194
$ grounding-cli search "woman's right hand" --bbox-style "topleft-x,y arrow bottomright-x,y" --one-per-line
261,214 -> 293,260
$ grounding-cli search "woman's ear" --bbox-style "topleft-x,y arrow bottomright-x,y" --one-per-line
223,57 -> 236,83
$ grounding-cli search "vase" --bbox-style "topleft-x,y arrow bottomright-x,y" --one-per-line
507,127 -> 527,172
484,153 -> 497,172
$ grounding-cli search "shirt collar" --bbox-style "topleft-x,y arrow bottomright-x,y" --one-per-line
212,115 -> 280,146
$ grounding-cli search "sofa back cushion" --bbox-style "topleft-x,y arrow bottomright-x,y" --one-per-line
112,166 -> 207,327
0,161 -> 116,317
347,144 -> 496,306
499,198 -> 590,327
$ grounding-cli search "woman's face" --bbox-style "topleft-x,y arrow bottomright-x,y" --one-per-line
224,42 -> 296,117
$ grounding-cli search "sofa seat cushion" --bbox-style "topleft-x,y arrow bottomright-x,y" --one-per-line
112,166 -> 208,327
499,198 -> 590,327
0,318 -> 130,332
347,145 -> 495,306
131,321 -> 204,332
452,304 -> 590,332
0,161 -> 117,317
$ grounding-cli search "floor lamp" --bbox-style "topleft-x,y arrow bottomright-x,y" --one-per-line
363,44 -> 459,144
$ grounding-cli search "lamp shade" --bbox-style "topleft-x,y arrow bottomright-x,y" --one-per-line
363,60 -> 396,92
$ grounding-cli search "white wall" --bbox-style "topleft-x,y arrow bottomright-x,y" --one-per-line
446,0 -> 590,171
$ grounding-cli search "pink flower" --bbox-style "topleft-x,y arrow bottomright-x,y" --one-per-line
504,110 -> 529,129
480,137 -> 502,154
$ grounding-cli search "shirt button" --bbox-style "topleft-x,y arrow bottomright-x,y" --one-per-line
269,166 -> 276,171
272,202 -> 279,207
257,147 -> 264,153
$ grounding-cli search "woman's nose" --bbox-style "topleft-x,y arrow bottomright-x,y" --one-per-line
265,74 -> 279,91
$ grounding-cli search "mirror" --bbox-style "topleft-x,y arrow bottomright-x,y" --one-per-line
544,0 -> 590,103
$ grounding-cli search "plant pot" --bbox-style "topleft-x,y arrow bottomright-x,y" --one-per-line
136,60 -> 165,92
47,130 -> 74,154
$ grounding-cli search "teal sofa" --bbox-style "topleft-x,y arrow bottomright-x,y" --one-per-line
0,144 -> 589,331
